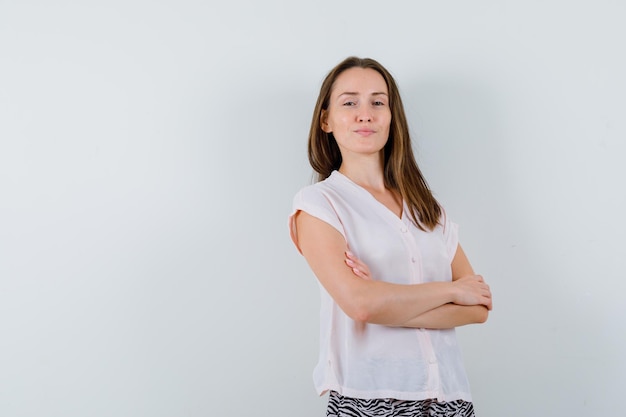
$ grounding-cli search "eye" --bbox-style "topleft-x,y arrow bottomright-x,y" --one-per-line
342,101 -> 357,106
373,100 -> 386,106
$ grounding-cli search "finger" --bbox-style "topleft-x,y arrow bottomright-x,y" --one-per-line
345,258 -> 365,272
354,265 -> 371,279
352,267 -> 367,279
483,284 -> 492,297
346,254 -> 371,273
345,259 -> 364,277
353,259 -> 369,274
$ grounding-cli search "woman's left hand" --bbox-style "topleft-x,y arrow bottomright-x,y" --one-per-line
345,251 -> 372,280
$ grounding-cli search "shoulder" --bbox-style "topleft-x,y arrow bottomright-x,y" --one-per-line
292,172 -> 345,209
289,174 -> 347,252
440,206 -> 459,231
293,181 -> 326,202
437,206 -> 460,260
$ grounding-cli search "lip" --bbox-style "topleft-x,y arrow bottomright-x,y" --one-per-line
355,128 -> 375,136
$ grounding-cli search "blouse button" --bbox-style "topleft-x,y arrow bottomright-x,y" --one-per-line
411,257 -> 416,263
400,226 -> 408,233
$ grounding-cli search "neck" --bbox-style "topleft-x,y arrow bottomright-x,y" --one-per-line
338,153 -> 386,192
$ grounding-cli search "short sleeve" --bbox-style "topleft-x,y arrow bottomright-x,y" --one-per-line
441,208 -> 460,262
288,186 -> 346,254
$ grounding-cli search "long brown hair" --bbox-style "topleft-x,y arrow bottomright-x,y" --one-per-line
308,56 -> 442,231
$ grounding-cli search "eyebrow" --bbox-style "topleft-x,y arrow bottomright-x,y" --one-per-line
337,92 -> 389,97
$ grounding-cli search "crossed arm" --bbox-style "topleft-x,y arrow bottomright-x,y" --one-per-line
346,248 -> 490,329
294,210 -> 492,329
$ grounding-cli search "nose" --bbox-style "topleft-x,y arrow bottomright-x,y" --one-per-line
358,110 -> 372,122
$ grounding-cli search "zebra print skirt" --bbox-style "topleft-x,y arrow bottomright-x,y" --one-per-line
327,391 -> 475,417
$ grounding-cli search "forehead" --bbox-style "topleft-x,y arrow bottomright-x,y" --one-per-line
331,67 -> 388,95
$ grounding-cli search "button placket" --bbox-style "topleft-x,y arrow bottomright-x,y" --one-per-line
399,219 -> 421,284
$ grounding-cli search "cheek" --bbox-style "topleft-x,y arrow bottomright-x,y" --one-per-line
379,116 -> 391,131
331,114 -> 352,129
385,113 -> 391,130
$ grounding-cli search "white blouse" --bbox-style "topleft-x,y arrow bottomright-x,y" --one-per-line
289,170 -> 472,402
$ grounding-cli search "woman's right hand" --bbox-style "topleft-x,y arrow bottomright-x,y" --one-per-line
344,251 -> 372,281
452,275 -> 492,310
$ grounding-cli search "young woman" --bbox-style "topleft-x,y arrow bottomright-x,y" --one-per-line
289,57 -> 492,417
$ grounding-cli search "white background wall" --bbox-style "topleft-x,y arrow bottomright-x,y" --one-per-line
1,1 -> 625,416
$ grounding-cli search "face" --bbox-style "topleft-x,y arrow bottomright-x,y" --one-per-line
321,67 -> 391,159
